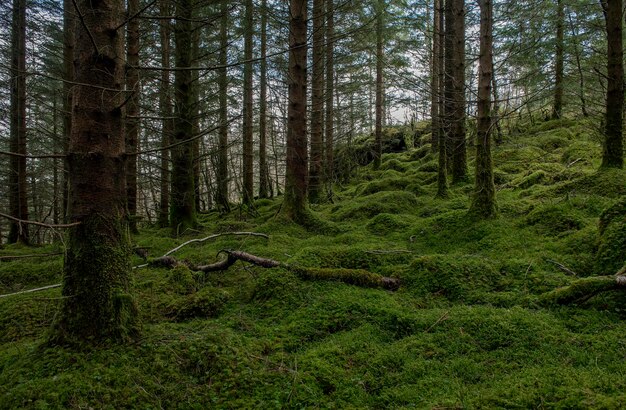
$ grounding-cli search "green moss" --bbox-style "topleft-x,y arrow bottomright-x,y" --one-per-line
366,213 -> 410,235
169,287 -> 230,321
512,170 -> 547,189
330,191 -> 418,221
167,265 -> 196,294
595,198 -> 626,275
379,158 -> 408,172
525,204 -> 584,235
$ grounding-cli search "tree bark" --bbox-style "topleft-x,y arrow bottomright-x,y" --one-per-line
242,0 -> 254,205
126,0 -> 140,233
51,0 -> 138,344
157,0 -> 172,227
258,0 -> 270,199
431,0 -> 440,154
170,0 -> 197,234
62,0 -> 74,224
436,0 -> 448,198
552,0 -> 564,119
281,0 -> 309,222
216,0 -> 230,212
374,0 -> 384,170
600,0 -> 623,168
469,0 -> 496,218
324,0 -> 335,201
308,0 -> 325,203
450,0 -> 467,183
8,0 -> 29,244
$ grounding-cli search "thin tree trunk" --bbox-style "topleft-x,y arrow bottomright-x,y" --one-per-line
552,0 -> 564,119
600,0 -> 623,168
157,0 -> 172,227
53,90 -> 59,225
470,0 -> 496,218
568,11 -> 588,117
258,0 -> 269,199
325,0 -> 335,200
436,0 -> 448,198
309,0 -> 325,203
126,0 -> 140,233
52,0 -> 138,343
443,0 -> 454,175
170,0 -> 197,234
62,0 -> 74,224
374,0 -> 384,170
491,68 -> 503,144
242,0 -> 254,205
8,0 -> 29,244
431,0 -> 440,154
282,0 -> 308,221
450,0 -> 467,183
216,0 -> 230,212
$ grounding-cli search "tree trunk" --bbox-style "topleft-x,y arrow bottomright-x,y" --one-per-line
170,0 -> 197,234
568,11 -> 588,117
216,0 -> 230,212
443,0 -> 454,175
51,0 -> 138,344
281,0 -> 309,222
552,0 -> 564,119
126,0 -> 140,233
62,0 -> 73,224
242,0 -> 254,205
258,0 -> 270,199
309,0 -> 325,203
157,0 -> 172,227
8,0 -> 29,244
491,69 -> 503,144
600,0 -> 623,168
436,0 -> 448,198
450,0 -> 467,183
325,0 -> 335,201
374,0 -> 384,170
431,0 -> 440,154
469,0 -> 496,218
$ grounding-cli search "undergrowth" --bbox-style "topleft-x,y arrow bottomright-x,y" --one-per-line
1,118 -> 626,408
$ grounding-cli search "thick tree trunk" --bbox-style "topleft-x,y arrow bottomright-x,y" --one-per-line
126,0 -> 140,233
242,0 -> 254,205
469,0 -> 496,218
51,0 -> 138,344
170,0 -> 197,234
258,0 -> 270,199
552,0 -> 564,119
8,0 -> 29,244
374,0 -> 384,170
450,0 -> 467,183
600,0 -> 624,169
324,0 -> 335,200
308,0 -> 325,203
282,0 -> 309,222
216,0 -> 230,212
436,0 -> 448,198
157,0 -> 172,227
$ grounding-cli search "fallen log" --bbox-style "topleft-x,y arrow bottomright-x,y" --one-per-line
539,274 -> 626,305
149,250 -> 401,291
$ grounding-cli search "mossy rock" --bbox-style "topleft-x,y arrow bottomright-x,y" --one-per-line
525,204 -> 584,236
366,213 -> 410,235
169,287 -> 230,321
400,255 -> 501,301
595,198 -> 626,275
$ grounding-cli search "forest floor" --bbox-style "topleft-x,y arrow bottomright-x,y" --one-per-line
1,118 -> 626,408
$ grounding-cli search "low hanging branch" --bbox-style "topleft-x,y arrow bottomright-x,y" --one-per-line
149,249 -> 401,291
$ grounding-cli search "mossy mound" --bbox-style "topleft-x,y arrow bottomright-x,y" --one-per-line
380,158 -> 409,173
290,246 -> 413,273
400,255 -> 502,301
167,265 -> 197,295
168,287 -> 231,321
551,168 -> 626,198
330,191 -> 418,221
366,213 -> 410,236
525,204 -> 584,236
595,198 -> 626,275
355,176 -> 423,197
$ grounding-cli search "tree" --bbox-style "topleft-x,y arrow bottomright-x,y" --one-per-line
600,0 -> 623,169
126,0 -> 140,233
258,0 -> 270,199
552,0 -> 564,119
324,0 -> 335,200
157,0 -> 172,227
62,0 -> 74,224
281,0 -> 309,222
435,0 -> 448,198
170,0 -> 197,233
469,0 -> 496,218
309,0 -> 325,203
242,0 -> 254,205
450,0 -> 467,183
8,0 -> 29,244
52,0 -> 138,343
373,0 -> 385,170
216,0 -> 230,212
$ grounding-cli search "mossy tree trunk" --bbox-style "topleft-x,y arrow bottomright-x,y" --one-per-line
8,0 -> 29,244
242,0 -> 254,205
469,0 -> 496,218
308,0 -> 325,203
170,0 -> 197,234
52,0 -> 138,344
282,0 -> 309,223
216,0 -> 230,212
600,0 -> 624,169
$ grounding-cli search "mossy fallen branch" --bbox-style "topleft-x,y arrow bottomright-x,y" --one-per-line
539,274 -> 626,305
149,250 -> 401,291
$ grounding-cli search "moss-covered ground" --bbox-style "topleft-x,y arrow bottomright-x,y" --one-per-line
1,118 -> 626,408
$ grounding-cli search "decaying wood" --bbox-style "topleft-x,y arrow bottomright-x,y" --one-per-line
150,249 -> 401,291
539,274 -> 626,305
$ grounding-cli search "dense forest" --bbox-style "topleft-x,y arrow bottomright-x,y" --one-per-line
1,0 -> 625,407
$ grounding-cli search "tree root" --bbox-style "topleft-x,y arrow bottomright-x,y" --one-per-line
149,250 -> 400,291
538,274 -> 626,305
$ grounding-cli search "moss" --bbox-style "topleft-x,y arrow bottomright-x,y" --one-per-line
551,169 -> 626,198
408,145 -> 430,162
330,191 -> 418,221
595,198 -> 626,275
291,267 -> 398,289
167,265 -> 196,294
290,246 -> 413,273
169,287 -> 230,320
356,177 -> 412,197
379,158 -> 408,173
512,170 -> 547,189
538,276 -> 619,305
366,213 -> 410,235
561,140 -> 600,165
417,160 -> 438,173
525,204 -> 584,235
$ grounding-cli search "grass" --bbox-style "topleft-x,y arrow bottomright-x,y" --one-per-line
1,117 -> 626,408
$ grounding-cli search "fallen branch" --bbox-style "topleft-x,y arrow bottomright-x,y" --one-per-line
545,259 -> 578,277
150,249 -> 401,291
0,284 -> 61,299
162,232 -> 270,257
0,252 -> 62,261
539,275 -> 626,305
0,212 -> 81,229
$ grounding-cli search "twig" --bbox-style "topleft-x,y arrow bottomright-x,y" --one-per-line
71,0 -> 100,55
0,284 -> 61,299
424,310 -> 450,333
0,212 -> 81,229
546,259 -> 578,277
162,232 -> 269,257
